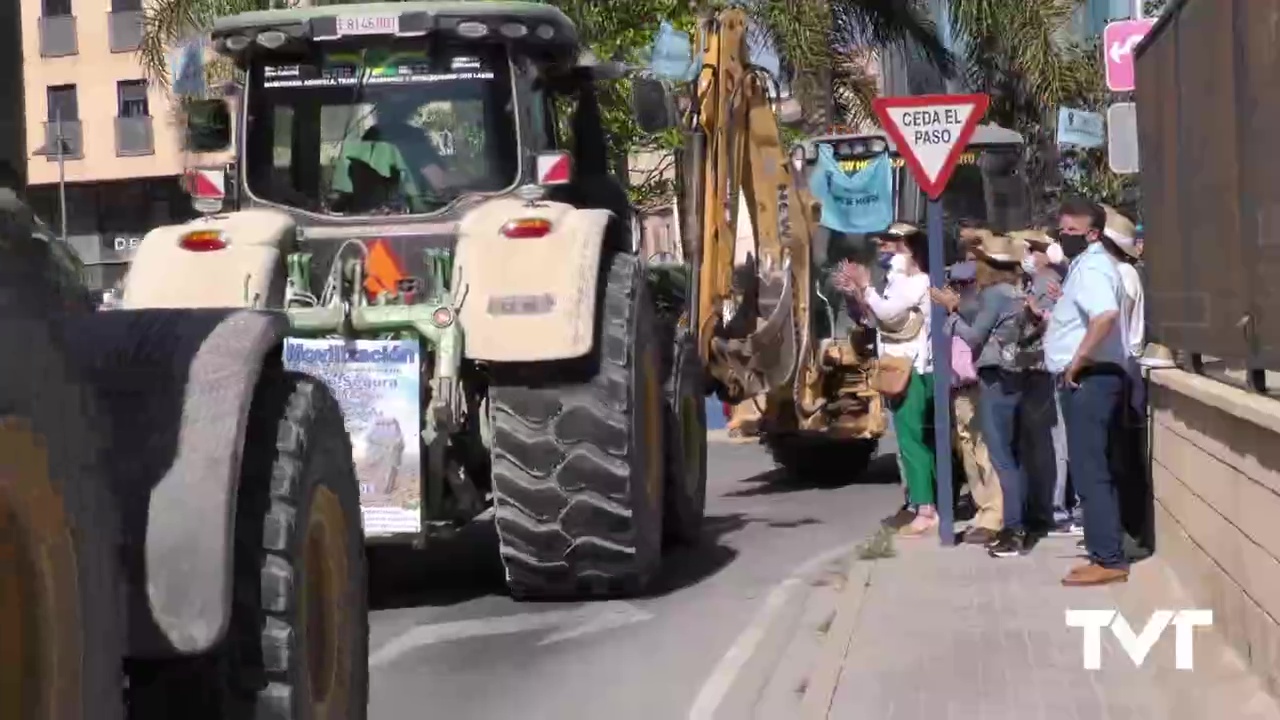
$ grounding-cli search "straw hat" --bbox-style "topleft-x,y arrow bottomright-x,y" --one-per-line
1138,342 -> 1176,369
1101,205 -> 1140,259
1008,228 -> 1054,250
968,229 -> 1025,265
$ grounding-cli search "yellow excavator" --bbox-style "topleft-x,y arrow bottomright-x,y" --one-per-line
635,8 -> 1029,473
636,8 -> 887,473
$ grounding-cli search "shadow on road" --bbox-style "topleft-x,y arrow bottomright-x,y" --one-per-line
724,451 -> 901,498
368,510 -> 766,610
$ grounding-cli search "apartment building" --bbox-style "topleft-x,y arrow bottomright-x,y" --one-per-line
18,0 -> 205,289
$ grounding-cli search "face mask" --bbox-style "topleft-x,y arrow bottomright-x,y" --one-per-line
877,251 -> 895,270
1020,255 -> 1038,275
1058,232 -> 1089,259
889,253 -> 910,274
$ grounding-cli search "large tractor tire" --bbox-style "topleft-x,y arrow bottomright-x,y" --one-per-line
0,220 -> 124,719
489,253 -> 666,599
662,331 -> 707,545
126,370 -> 368,720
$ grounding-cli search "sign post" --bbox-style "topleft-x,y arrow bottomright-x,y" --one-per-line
872,93 -> 989,547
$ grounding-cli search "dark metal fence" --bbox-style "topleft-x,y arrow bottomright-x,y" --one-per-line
1135,0 -> 1280,389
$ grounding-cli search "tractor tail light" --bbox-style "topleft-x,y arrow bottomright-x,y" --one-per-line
500,218 -> 552,239
179,230 -> 226,252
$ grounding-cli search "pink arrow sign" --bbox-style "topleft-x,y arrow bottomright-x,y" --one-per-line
1104,19 -> 1156,92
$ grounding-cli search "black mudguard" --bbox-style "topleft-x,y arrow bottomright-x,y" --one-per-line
65,309 -> 291,658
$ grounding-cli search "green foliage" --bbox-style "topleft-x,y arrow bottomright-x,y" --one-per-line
536,1 -> 697,209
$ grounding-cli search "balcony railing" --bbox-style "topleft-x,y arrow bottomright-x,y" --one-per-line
39,15 -> 78,57
108,10 -> 143,52
115,116 -> 155,156
41,120 -> 84,160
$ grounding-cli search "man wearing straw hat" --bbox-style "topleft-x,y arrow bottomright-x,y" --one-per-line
1099,206 -> 1152,555
1044,197 -> 1131,586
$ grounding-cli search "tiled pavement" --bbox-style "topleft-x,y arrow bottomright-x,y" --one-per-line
825,535 -> 1280,720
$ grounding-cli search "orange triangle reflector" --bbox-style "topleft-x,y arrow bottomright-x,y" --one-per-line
363,239 -> 406,298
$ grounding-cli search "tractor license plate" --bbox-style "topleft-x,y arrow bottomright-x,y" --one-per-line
335,13 -> 400,36
282,337 -> 423,538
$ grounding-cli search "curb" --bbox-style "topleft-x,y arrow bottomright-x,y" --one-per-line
688,541 -> 869,720
799,560 -> 875,719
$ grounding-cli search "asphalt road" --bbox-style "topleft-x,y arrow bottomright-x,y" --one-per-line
365,433 -> 901,720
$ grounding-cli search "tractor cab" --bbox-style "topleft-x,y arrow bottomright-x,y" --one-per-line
186,2 -> 627,227
175,1 -> 633,310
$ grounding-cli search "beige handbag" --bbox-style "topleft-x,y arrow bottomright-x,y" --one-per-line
877,307 -> 925,344
872,356 -> 914,397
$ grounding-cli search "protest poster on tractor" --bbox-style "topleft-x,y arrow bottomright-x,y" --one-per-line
283,338 -> 422,536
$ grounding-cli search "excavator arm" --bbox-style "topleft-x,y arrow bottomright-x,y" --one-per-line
687,8 -> 821,424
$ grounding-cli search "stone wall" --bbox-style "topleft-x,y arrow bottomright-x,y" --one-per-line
1149,369 -> 1280,697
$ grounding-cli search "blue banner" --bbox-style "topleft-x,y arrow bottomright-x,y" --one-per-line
807,145 -> 894,234
648,21 -> 700,82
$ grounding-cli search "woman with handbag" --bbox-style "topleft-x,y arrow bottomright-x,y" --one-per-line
835,223 -> 937,537
931,230 -> 1036,558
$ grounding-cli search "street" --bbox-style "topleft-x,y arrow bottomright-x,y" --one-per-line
364,432 -> 900,720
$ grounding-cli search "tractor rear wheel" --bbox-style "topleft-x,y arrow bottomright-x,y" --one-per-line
489,253 -> 665,598
0,251 -> 123,719
125,370 -> 368,719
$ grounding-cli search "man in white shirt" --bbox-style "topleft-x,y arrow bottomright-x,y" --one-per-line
1101,207 -> 1151,557
1045,198 -> 1130,586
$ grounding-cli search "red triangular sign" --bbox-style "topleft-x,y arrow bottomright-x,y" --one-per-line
872,94 -> 990,200
186,169 -> 224,198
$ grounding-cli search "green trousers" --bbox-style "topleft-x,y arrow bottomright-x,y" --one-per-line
891,370 -> 936,505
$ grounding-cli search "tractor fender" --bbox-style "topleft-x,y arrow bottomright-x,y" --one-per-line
121,208 -> 296,310
454,196 -> 613,362
64,308 -> 291,657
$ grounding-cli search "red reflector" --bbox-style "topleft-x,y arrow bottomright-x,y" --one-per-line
178,231 -> 226,252
500,218 -> 552,239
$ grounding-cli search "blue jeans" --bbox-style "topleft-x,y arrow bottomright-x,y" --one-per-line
1059,369 -> 1128,569
977,369 -> 1029,533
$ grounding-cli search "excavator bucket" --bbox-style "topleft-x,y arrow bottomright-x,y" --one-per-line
710,258 -> 798,399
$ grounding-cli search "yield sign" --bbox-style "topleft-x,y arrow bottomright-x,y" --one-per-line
872,94 -> 989,199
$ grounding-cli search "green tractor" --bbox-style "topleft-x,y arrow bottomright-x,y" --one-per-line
125,1 -> 708,600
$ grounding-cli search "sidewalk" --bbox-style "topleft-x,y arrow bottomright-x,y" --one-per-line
795,534 -> 1280,720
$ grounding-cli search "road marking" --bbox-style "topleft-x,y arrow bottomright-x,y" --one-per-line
687,539 -> 866,720
369,601 -> 653,668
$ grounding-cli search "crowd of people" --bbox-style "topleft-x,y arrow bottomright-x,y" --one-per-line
833,197 -> 1153,587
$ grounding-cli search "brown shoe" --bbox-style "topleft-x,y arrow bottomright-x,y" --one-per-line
1061,563 -> 1129,586
963,527 -> 997,545
1066,561 -> 1100,577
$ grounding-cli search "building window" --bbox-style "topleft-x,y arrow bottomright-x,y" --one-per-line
42,0 -> 71,16
47,84 -> 79,122
111,0 -> 141,10
117,80 -> 149,117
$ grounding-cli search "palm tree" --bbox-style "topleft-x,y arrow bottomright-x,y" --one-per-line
749,0 -> 955,133
948,0 -> 1115,214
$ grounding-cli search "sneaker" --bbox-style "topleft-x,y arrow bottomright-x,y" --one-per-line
881,504 -> 916,530
988,529 -> 1026,558
898,512 -> 939,538
1048,520 -> 1084,537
